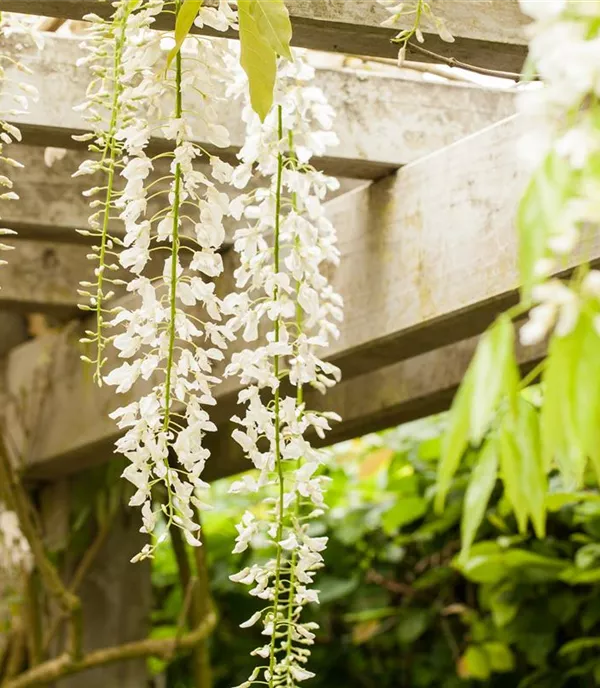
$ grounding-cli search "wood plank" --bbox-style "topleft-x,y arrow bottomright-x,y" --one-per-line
1,145 -> 365,244
0,240 -> 90,316
4,0 -> 530,71
212,114 -> 533,420
0,313 -> 28,357
7,328 -> 545,482
1,34 -> 517,179
1,115 -> 549,478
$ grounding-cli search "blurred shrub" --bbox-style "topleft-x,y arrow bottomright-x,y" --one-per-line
153,415 -> 600,688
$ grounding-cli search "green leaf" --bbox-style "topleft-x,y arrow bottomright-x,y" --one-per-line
412,566 -> 454,590
573,315 -> 600,484
457,543 -> 568,584
252,0 -> 293,59
470,315 -> 517,445
515,400 -> 546,538
237,0 -> 292,121
318,575 -> 359,604
238,0 -> 277,121
541,320 -> 587,487
483,642 -> 515,673
166,0 -> 203,71
382,496 -> 427,534
435,367 -> 475,513
396,608 -> 430,644
517,151 -> 576,299
560,566 -> 600,585
459,645 -> 491,680
546,491 -> 600,512
460,439 -> 498,560
488,582 -> 519,627
558,637 -> 600,658
575,543 -> 600,570
498,419 -> 529,534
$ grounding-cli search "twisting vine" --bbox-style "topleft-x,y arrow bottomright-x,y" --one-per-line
224,53 -> 343,687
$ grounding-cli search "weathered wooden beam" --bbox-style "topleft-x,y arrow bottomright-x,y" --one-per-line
4,0 -> 530,71
0,313 -> 28,357
6,326 -> 545,482
1,145 -> 366,244
1,114 -> 550,478
2,34 -> 517,179
0,240 -> 90,316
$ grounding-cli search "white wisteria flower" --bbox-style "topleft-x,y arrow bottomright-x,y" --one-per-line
224,51 -> 344,687
517,0 -> 600,346
96,0 -> 240,559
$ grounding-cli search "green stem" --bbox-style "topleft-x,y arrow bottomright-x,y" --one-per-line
94,4 -> 133,383
282,129 -> 302,678
268,105 -> 286,688
162,0 -> 183,523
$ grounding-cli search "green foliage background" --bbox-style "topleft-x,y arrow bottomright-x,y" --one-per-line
152,416 -> 600,688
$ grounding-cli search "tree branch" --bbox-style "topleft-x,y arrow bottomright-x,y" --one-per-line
406,41 -> 526,80
2,610 -> 217,688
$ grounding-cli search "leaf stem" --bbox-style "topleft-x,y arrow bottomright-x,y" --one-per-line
268,104 -> 285,688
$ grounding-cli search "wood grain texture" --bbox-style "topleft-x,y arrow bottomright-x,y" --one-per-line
1,116 -> 548,478
4,0 -> 529,70
2,35 -> 517,179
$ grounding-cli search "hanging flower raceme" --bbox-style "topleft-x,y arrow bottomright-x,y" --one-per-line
0,14 -> 40,283
101,0 -> 239,560
224,53 -> 343,688
517,0 -> 600,346
75,0 -> 163,382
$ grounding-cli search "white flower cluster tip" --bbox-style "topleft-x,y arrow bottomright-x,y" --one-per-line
224,53 -> 343,687
517,0 -> 600,346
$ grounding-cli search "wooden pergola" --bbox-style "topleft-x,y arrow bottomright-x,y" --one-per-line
0,1 -> 559,685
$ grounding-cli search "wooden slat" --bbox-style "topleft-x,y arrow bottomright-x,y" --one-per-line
1,35 -> 517,180
1,114 -> 550,478
6,328 -> 545,482
0,240 -> 90,316
4,0 -> 529,71
0,313 -> 28,357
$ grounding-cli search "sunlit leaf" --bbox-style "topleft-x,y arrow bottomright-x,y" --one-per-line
498,419 -> 529,534
515,400 -> 546,538
573,314 -> 600,484
237,0 -> 293,121
541,319 -> 587,487
458,645 -> 490,680
238,0 -> 277,121
166,0 -> 203,71
252,0 -> 293,60
460,438 -> 498,560
483,642 -> 515,673
558,637 -> 600,658
517,151 -> 576,299
435,367 -> 475,513
470,315 -> 518,445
